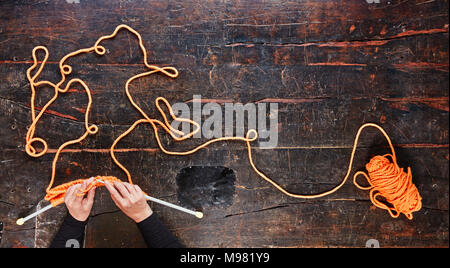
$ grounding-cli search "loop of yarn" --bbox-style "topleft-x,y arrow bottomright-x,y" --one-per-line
354,155 -> 422,220
26,24 -> 422,220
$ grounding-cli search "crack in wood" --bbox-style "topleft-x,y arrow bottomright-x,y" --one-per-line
224,27 -> 449,48
90,209 -> 121,218
2,142 -> 447,155
0,200 -> 15,207
224,205 -> 289,218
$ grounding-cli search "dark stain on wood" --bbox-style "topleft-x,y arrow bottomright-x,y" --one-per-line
176,166 -> 236,211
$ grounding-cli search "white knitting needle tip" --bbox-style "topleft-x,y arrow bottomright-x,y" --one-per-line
144,195 -> 203,219
97,179 -> 203,219
16,204 -> 53,225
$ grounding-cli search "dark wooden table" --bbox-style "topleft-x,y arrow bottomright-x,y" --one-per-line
0,0 -> 448,248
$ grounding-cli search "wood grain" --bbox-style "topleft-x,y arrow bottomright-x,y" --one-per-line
0,0 -> 448,248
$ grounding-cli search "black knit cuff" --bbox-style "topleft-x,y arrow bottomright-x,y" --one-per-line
64,213 -> 88,228
137,213 -> 183,248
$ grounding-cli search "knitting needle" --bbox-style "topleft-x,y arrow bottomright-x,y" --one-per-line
97,179 -> 203,219
16,197 -> 202,225
144,194 -> 203,218
16,204 -> 53,226
16,181 -> 203,225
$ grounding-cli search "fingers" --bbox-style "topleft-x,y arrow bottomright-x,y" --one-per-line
85,186 -> 96,207
102,181 -> 150,223
133,184 -> 141,192
133,184 -> 145,199
104,181 -> 125,205
65,180 -> 96,222
66,178 -> 96,203
104,181 -> 145,210
64,185 -> 77,204
123,183 -> 142,206
123,182 -> 137,196
75,181 -> 88,202
114,181 -> 132,199
66,184 -> 82,203
83,177 -> 95,191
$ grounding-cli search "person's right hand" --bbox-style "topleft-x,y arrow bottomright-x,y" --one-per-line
64,177 -> 96,222
104,181 -> 153,223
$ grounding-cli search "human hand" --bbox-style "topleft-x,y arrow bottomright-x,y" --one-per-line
64,177 -> 96,222
104,181 -> 152,223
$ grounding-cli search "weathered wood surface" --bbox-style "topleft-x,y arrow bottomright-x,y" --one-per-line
0,0 -> 448,248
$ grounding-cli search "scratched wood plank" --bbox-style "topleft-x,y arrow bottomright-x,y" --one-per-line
1,60 -> 449,104
0,0 -> 448,248
0,0 -> 448,63
0,146 -> 447,247
1,96 -> 448,153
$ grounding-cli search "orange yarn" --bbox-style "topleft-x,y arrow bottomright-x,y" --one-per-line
354,155 -> 422,220
44,176 -> 121,207
351,125 -> 422,220
25,25 -> 422,219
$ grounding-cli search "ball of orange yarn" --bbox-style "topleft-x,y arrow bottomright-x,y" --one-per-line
363,155 -> 422,220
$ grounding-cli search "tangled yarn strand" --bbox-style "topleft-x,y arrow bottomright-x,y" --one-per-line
24,25 -> 174,202
25,25 -> 422,220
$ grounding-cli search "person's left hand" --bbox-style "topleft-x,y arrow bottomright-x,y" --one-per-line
64,177 -> 96,222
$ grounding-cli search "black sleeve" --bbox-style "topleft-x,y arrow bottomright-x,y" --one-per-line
137,213 -> 184,248
49,213 -> 87,248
